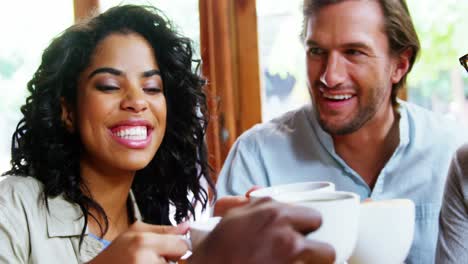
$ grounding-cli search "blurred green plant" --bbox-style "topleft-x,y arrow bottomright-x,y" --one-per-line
407,0 -> 468,100
0,56 -> 23,80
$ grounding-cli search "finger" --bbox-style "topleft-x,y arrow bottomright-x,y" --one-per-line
245,186 -> 262,198
213,196 -> 250,216
142,233 -> 190,259
281,204 -> 323,233
131,221 -> 189,235
245,196 -> 272,207
292,240 -> 336,264
246,200 -> 323,234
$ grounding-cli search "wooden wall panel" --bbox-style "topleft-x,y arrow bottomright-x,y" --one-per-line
73,0 -> 99,21
233,0 -> 262,133
199,0 -> 262,179
199,0 -> 237,175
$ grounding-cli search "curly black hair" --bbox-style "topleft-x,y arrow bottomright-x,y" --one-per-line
4,5 -> 215,238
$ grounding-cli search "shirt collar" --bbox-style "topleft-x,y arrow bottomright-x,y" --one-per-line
46,190 -> 142,238
306,101 -> 410,154
396,99 -> 410,147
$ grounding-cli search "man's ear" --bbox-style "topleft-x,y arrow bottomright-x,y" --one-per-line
60,97 -> 75,133
391,48 -> 413,84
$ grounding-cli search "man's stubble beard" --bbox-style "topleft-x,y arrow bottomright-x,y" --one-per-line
313,85 -> 387,136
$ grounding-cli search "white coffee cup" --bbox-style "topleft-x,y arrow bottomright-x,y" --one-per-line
274,191 -> 360,264
189,216 -> 222,251
249,181 -> 335,198
348,199 -> 415,264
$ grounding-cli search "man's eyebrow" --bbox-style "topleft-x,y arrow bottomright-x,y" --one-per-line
142,69 -> 161,78
342,42 -> 372,50
306,40 -> 320,47
88,67 -> 122,79
306,40 -> 371,49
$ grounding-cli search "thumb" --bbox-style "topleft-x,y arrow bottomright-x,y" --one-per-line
213,196 -> 249,216
245,186 -> 262,198
131,221 -> 189,235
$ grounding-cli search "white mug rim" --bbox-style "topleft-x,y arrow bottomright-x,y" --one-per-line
274,190 -> 360,204
249,181 -> 335,198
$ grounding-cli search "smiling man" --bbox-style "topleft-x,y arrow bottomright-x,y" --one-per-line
216,0 -> 467,263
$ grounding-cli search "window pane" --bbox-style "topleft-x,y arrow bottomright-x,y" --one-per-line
257,0 -> 306,122
0,1 -> 74,174
257,0 -> 468,125
406,0 -> 468,126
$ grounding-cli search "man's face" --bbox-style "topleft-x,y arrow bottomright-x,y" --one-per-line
305,0 -> 401,135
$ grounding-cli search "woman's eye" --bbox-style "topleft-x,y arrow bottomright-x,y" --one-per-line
96,85 -> 119,91
143,87 -> 162,94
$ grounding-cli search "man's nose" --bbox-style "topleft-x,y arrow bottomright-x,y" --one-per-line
320,53 -> 346,88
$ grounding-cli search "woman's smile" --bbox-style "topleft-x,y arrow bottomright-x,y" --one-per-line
109,119 -> 154,149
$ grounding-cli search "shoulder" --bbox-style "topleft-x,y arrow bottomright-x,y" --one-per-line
402,101 -> 462,132
236,105 -> 311,147
455,144 -> 468,160
0,176 -> 45,247
401,101 -> 467,144
453,144 -> 468,173
0,176 -> 45,211
0,176 -> 44,199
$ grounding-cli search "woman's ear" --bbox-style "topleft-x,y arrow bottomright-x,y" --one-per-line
391,48 -> 413,84
60,97 -> 75,133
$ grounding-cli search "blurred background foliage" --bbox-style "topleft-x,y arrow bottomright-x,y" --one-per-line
407,0 -> 468,105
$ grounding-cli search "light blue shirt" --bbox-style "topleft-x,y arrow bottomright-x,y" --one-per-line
216,101 -> 467,264
88,233 -> 111,250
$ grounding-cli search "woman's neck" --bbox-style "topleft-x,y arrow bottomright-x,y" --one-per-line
80,160 -> 136,241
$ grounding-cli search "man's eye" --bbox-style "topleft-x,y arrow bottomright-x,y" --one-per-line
96,85 -> 119,91
346,49 -> 365,56
143,87 -> 162,94
308,47 -> 325,55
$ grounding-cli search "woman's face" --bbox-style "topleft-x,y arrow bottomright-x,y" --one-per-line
64,33 -> 167,175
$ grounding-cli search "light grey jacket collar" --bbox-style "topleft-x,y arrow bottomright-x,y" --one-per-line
46,191 -> 142,238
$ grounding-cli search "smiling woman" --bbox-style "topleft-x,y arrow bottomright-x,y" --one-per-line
0,5 -> 214,263
68,33 -> 168,174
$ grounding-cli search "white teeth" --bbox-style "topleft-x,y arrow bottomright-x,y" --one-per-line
114,126 -> 147,140
322,93 -> 353,100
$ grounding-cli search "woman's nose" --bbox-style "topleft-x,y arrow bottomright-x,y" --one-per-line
120,88 -> 148,113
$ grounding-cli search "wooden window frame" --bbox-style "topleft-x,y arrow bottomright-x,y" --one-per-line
74,0 -> 99,21
199,0 -> 262,177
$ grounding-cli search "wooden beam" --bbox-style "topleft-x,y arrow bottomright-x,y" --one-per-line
199,0 -> 262,179
199,0 -> 237,176
233,0 -> 262,133
73,0 -> 99,22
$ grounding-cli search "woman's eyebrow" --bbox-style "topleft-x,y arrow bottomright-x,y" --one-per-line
88,67 -> 122,79
142,69 -> 161,78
